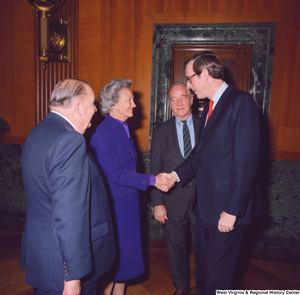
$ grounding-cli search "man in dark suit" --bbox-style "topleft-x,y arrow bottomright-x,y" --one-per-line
167,52 -> 262,294
150,82 -> 200,295
19,78 -> 115,295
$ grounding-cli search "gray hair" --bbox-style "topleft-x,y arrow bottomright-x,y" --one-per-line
167,81 -> 191,100
99,78 -> 132,115
49,78 -> 91,108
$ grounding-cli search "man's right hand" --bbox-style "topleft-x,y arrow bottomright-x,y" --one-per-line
155,173 -> 176,192
154,205 -> 168,224
63,280 -> 81,295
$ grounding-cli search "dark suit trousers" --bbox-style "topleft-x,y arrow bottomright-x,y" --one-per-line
34,289 -> 60,295
195,213 -> 246,295
165,204 -> 196,289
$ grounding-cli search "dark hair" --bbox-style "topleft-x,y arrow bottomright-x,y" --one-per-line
185,51 -> 224,80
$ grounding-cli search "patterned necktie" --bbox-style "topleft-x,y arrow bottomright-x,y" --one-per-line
183,120 -> 192,158
206,100 -> 214,124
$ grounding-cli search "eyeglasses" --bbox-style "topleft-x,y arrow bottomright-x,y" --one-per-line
185,73 -> 197,82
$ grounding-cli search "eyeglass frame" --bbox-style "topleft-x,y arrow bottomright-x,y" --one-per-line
185,73 -> 197,82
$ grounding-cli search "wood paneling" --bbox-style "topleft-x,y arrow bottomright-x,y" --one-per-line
79,0 -> 300,159
79,0 -> 154,151
77,0 -> 300,158
0,0 -> 78,144
0,0 -> 35,144
36,0 -> 78,123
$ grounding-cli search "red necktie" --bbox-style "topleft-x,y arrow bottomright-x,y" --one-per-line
206,100 -> 214,124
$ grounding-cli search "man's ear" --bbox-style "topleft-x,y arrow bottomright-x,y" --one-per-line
190,95 -> 194,106
73,99 -> 82,117
201,68 -> 209,80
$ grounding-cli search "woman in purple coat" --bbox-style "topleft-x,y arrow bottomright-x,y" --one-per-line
89,79 -> 173,295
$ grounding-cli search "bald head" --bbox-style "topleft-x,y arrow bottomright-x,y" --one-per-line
49,78 -> 92,108
49,78 -> 96,134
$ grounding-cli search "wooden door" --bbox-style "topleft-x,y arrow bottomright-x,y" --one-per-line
171,45 -> 252,116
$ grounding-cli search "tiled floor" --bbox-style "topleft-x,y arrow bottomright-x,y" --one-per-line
1,223 -> 299,295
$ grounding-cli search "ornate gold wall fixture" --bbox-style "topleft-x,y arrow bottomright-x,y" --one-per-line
49,17 -> 71,63
28,0 -> 70,69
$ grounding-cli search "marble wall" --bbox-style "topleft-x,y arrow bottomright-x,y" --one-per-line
150,23 -> 275,130
0,144 -> 25,223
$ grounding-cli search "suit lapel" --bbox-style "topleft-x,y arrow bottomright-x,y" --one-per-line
200,101 -> 221,138
197,104 -> 208,141
192,113 -> 200,142
199,85 -> 234,140
106,115 -> 134,152
165,117 -> 183,163
170,115 -> 200,163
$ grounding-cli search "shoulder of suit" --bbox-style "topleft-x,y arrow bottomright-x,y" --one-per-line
223,85 -> 254,105
225,85 -> 250,98
48,130 -> 85,156
93,120 -> 114,139
153,116 -> 175,131
40,115 -> 79,137
96,115 -> 116,131
92,115 -> 127,145
192,113 -> 201,122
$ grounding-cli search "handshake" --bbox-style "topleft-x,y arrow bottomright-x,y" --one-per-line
154,172 -> 178,192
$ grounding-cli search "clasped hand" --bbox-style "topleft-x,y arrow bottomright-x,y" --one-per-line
218,211 -> 236,233
154,172 -> 177,192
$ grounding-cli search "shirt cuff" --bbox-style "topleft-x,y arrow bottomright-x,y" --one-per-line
172,171 -> 180,182
150,174 -> 156,186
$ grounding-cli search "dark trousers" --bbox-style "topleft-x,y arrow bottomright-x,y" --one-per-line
195,213 -> 246,295
34,289 -> 60,295
165,204 -> 196,289
34,280 -> 98,295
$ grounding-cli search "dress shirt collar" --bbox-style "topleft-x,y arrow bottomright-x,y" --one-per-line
210,81 -> 228,109
51,110 -> 76,130
175,113 -> 193,126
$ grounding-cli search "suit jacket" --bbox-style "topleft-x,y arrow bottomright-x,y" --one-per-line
82,153 -> 115,286
150,114 -> 200,216
175,85 -> 262,226
19,112 -> 115,292
89,114 -> 150,198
